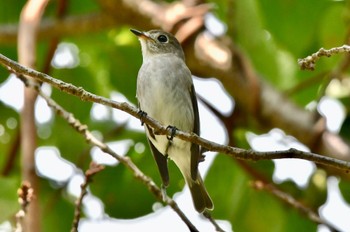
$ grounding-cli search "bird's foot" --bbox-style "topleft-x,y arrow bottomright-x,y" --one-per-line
199,147 -> 208,162
137,110 -> 147,126
166,126 -> 177,141
199,153 -> 206,162
161,184 -> 167,202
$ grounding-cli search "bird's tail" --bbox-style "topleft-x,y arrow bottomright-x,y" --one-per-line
187,174 -> 213,213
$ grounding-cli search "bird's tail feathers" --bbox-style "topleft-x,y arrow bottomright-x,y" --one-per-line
187,174 -> 213,213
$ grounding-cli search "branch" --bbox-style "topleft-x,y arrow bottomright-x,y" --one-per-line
0,53 -> 349,174
298,45 -> 350,71
71,162 -> 105,232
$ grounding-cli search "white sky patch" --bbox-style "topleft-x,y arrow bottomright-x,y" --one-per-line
0,75 -> 53,124
35,146 -> 75,183
318,96 -> 346,133
83,194 -> 105,220
90,91 -> 143,132
197,100 -> 228,176
35,84 -> 53,124
127,115 -> 146,132
111,91 -> 133,124
205,13 -> 227,37
66,174 -> 105,221
90,103 -> 110,121
0,221 -> 11,232
0,74 -> 24,111
51,42 -> 80,69
193,77 -> 234,116
111,91 -> 144,132
319,177 -> 350,232
91,140 -> 134,166
247,128 -> 316,188
67,173 -> 85,198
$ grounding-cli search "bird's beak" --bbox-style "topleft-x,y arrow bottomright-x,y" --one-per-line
130,29 -> 152,41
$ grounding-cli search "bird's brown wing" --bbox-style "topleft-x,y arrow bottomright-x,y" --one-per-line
190,84 -> 200,180
147,134 -> 170,187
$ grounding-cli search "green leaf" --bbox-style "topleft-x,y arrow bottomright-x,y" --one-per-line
339,179 -> 350,204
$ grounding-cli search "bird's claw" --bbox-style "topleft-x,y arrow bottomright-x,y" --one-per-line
199,154 -> 206,162
199,147 -> 207,162
138,110 -> 147,126
166,126 -> 177,141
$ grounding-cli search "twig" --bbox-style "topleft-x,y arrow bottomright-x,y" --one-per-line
0,53 -> 349,173
203,211 -> 225,232
15,181 -> 34,232
252,181 -> 340,232
298,45 -> 350,71
71,162 -> 105,232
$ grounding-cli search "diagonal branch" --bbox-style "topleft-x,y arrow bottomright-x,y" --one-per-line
298,45 -> 350,71
252,181 -> 339,231
0,53 -> 349,174
71,162 -> 105,232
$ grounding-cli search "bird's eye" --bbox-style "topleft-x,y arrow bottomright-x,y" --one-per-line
157,35 -> 168,43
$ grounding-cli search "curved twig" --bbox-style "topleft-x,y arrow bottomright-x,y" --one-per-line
298,45 -> 350,71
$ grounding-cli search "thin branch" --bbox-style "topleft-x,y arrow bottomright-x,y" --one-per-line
252,181 -> 340,232
0,53 -> 349,173
71,162 -> 105,232
298,45 -> 350,71
203,211 -> 225,232
236,158 -> 333,229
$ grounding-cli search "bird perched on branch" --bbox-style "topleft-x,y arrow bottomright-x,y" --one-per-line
131,28 -> 213,213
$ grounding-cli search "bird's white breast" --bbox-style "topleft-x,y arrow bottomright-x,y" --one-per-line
137,54 -> 194,155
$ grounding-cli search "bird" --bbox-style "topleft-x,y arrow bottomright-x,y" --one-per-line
131,28 -> 213,213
